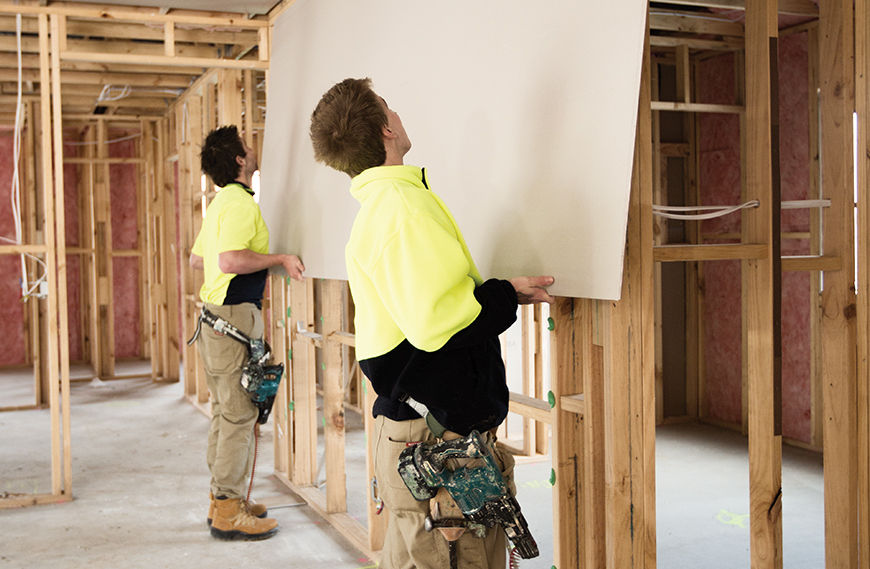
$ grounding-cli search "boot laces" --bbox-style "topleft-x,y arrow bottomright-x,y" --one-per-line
230,508 -> 260,528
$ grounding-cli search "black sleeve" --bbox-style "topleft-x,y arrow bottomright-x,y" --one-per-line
439,278 -> 518,350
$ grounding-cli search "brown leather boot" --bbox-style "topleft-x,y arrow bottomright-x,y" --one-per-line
210,496 -> 278,541
208,493 -> 267,526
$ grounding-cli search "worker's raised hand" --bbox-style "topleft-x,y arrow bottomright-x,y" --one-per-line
283,254 -> 305,281
509,276 -> 555,304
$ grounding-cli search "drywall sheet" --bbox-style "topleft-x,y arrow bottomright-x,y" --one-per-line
261,0 -> 647,300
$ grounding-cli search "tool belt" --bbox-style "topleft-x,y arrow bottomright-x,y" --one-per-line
187,306 -> 284,424
397,420 -> 539,561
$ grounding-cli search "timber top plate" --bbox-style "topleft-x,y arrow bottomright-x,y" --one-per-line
58,0 -> 280,17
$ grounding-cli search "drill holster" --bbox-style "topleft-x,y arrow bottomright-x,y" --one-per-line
188,307 -> 284,424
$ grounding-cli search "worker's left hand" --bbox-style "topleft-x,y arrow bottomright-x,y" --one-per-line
509,276 -> 555,304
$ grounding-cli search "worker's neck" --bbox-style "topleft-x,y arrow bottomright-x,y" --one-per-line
382,147 -> 405,167
234,174 -> 253,188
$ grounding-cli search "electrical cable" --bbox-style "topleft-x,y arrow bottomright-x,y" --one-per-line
652,200 -> 759,220
246,422 -> 260,504
65,132 -> 142,147
6,14 -> 47,300
653,199 -> 831,221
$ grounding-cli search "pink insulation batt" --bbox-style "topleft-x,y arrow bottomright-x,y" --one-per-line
696,32 -> 813,443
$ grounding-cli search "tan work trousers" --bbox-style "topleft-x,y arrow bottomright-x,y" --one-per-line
197,302 -> 262,499
374,415 -> 516,569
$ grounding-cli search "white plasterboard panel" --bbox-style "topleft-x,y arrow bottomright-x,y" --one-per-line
261,0 -> 647,300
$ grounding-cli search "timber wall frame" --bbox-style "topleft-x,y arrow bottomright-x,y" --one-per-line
260,2 -> 868,568
0,2 -> 266,507
1,2 -> 868,569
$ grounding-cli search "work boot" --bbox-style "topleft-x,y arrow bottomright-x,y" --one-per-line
210,496 -> 279,541
208,493 -> 267,526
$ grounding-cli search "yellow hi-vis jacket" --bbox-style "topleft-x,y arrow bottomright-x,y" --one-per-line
346,165 -> 483,360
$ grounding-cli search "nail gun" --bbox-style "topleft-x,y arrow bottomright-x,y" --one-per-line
397,430 -> 539,559
187,307 -> 284,424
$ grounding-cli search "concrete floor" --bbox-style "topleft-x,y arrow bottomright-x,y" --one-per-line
1,365 -> 824,569
656,422 -> 824,569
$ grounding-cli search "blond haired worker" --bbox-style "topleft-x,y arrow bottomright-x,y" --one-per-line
310,78 -> 554,568
190,125 -> 304,541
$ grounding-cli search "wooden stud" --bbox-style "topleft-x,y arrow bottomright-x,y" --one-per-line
651,60 -> 666,427
258,26 -> 269,62
135,123 -> 149,361
533,304 -> 547,454
163,22 -> 175,57
176,101 -> 195,397
41,12 -> 63,497
217,69 -> 243,126
269,274 -> 290,474
808,24 -> 822,449
684,53 -> 701,421
675,44 -> 691,103
50,14 -> 73,493
744,2 -> 783,568
520,305 -> 533,455
74,126 -> 92,372
580,298 -> 606,569
159,117 -> 180,382
96,119 -> 115,378
141,120 -> 158,380
290,277 -> 317,485
638,23 -> 658,568
322,279 -> 347,513
819,0 -> 859,567
243,70 -> 254,146
550,296 -> 583,568
856,0 -> 870,564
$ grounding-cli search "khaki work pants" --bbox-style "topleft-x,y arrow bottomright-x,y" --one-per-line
197,302 -> 262,499
374,415 -> 516,569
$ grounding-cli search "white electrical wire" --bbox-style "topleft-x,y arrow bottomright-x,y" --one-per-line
653,200 -> 759,220
65,132 -> 142,147
97,84 -> 132,102
653,199 -> 831,221
8,14 -> 42,299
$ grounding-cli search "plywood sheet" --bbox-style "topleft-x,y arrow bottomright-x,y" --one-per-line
261,0 -> 647,300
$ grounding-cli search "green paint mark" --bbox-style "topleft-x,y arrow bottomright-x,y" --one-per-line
715,509 -> 749,529
286,306 -> 291,319
549,469 -> 556,486
547,391 -> 556,408
322,417 -> 326,427
285,276 -> 291,286
321,362 -> 326,370
320,316 -> 324,323
288,401 -> 295,411
287,349 -> 292,361
547,317 -> 555,331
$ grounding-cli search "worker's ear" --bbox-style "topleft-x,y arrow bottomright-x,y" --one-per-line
382,124 -> 396,139
236,154 -> 246,167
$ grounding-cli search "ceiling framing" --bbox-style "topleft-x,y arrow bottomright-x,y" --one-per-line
0,1 -> 272,119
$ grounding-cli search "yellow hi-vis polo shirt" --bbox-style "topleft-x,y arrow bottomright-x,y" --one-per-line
191,182 -> 270,306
